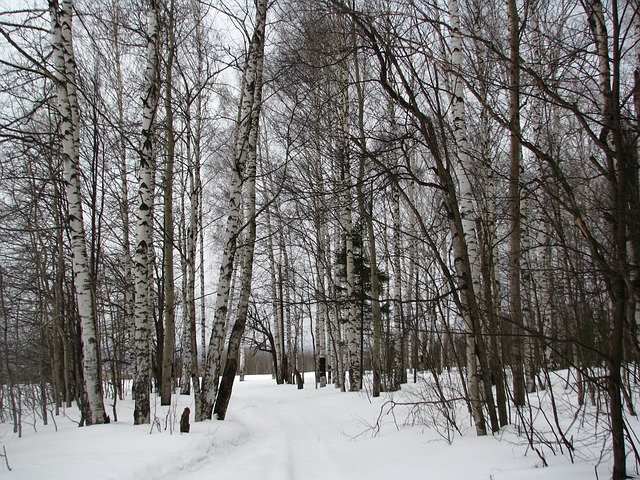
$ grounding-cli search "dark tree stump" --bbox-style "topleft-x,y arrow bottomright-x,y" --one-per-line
180,407 -> 190,433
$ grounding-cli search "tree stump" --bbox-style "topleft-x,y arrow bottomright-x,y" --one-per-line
180,407 -> 190,433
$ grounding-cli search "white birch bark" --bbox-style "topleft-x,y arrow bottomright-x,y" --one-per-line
314,237 -> 328,388
328,229 -> 345,391
448,0 -> 481,301
239,346 -> 246,382
133,0 -> 159,425
112,11 -> 134,356
343,144 -> 360,392
195,13 -> 206,392
336,56 -> 360,392
266,203 -> 284,383
184,98 -> 203,412
353,39 -> 383,395
179,199 -> 191,395
180,297 -> 192,394
313,143 -> 328,387
198,151 -> 242,420
448,0 -> 485,435
49,0 -> 107,426
391,181 -> 404,390
314,135 -> 329,388
281,226 -> 294,383
215,8 -> 265,416
199,0 -> 267,420
407,150 -> 422,378
526,3 -> 546,392
521,197 -> 537,394
179,65 -> 203,410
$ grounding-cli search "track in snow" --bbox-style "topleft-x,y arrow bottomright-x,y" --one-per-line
169,374 -> 363,480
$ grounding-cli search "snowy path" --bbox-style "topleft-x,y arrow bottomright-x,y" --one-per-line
175,375 -> 373,480
147,374 -> 594,480
1,373 -> 606,479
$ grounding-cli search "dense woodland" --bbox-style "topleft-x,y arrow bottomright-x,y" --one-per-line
0,0 -> 639,478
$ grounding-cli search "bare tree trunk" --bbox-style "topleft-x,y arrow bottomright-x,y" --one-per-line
49,0 -> 107,426
469,2 -> 509,421
313,163 -> 328,388
0,269 -> 19,434
631,0 -> 640,353
327,235 -> 345,391
280,225 -> 293,384
530,3 -> 553,386
199,0 -> 267,421
160,0 -> 176,406
391,181 -> 404,391
195,25 -> 206,401
179,301 -> 192,391
585,2 -> 629,477
448,0 -> 486,436
133,0 -> 160,425
213,0 -> 266,420
521,209 -> 537,395
51,173 -> 74,408
336,52 -> 360,393
111,5 -> 135,381
198,133 -> 239,418
506,0 -> 526,408
342,149 -> 360,392
353,36 -> 382,396
50,153 -> 67,412
239,346 -> 246,381
215,166 -> 258,417
265,203 -> 284,384
182,89 -> 203,417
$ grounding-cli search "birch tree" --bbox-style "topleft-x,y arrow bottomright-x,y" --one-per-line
111,1 -> 135,403
390,177 -> 404,391
48,0 -> 107,426
176,0 -> 209,409
133,0 -> 160,425
353,41 -> 382,396
160,0 -> 177,407
334,21 -> 360,392
312,140 -> 329,388
469,0 -> 508,427
327,0 -> 499,433
199,0 -> 267,421
265,202 -> 285,384
215,0 -> 267,418
448,0 -> 487,435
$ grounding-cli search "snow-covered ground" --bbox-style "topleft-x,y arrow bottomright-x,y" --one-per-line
0,373 -> 623,479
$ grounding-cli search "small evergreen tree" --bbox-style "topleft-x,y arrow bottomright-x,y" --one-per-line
335,221 -> 389,382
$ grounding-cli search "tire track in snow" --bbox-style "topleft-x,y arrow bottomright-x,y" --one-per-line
233,391 -> 346,480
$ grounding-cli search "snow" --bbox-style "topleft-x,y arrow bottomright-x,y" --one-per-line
0,373 -> 617,479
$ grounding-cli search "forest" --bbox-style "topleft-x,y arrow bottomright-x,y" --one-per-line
0,0 -> 638,479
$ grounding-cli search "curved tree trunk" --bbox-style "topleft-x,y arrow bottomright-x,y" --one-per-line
199,0 -> 267,421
